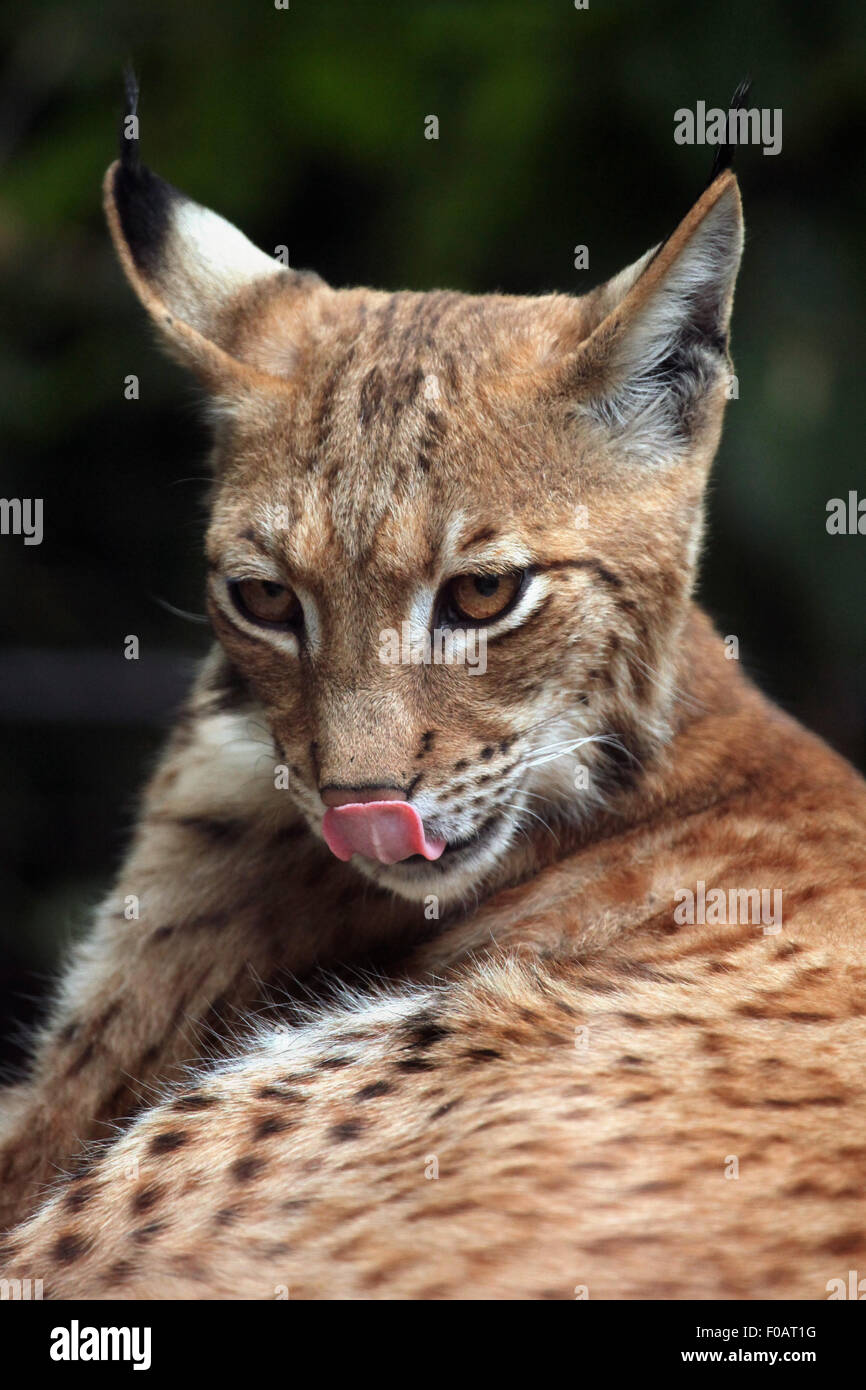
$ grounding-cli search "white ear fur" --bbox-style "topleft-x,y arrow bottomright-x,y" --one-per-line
574,175 -> 744,465
150,198 -> 284,338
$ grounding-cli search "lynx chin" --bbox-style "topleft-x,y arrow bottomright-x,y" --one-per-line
1,87 -> 864,1301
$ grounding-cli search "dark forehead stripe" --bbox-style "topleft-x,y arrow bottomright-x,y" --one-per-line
275,288 -> 544,550
414,289 -> 461,347
373,292 -> 400,346
365,296 -> 462,420
311,344 -> 356,453
545,557 -> 624,590
367,291 -> 465,380
394,362 -> 425,406
439,350 -> 460,393
459,526 -> 500,552
417,406 -> 447,474
315,289 -> 507,460
358,366 -> 386,425
237,526 -> 277,557
346,299 -> 463,478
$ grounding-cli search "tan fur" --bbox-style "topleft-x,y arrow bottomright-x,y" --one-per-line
0,157 -> 864,1300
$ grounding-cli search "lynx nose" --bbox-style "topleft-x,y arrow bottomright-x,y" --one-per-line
319,788 -> 446,865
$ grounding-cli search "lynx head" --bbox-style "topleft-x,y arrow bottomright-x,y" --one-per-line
105,118 -> 743,907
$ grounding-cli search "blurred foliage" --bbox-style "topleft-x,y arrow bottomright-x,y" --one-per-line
1,0 -> 864,1057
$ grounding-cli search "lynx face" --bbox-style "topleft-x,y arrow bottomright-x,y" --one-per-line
106,136 -> 742,904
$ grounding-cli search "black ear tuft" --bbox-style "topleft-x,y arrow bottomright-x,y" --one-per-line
706,76 -> 753,185
112,161 -> 175,278
112,70 -> 176,279
120,63 -> 141,172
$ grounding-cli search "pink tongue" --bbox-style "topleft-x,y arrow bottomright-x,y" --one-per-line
322,801 -> 446,865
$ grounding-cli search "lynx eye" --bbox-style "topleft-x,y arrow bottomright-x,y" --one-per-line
231,578 -> 302,627
442,570 -> 525,625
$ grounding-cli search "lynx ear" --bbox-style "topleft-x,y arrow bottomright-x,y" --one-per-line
561,171 -> 744,465
104,120 -> 323,387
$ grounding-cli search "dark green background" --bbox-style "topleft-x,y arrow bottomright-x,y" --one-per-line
1,0 -> 864,1062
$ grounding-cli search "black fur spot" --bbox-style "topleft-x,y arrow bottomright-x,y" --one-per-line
148,1129 -> 189,1155
231,1155 -> 266,1182
430,1099 -> 460,1119
256,1085 -> 306,1103
131,1183 -> 163,1215
330,1118 -> 364,1143
253,1115 -> 292,1140
464,1047 -> 503,1063
64,1183 -> 96,1213
172,1092 -> 219,1112
402,1017 -> 452,1050
133,1221 -> 166,1245
53,1232 -> 92,1264
355,1080 -> 394,1101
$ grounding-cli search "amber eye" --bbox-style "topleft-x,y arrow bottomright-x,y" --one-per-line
231,578 -> 302,627
442,571 -> 525,625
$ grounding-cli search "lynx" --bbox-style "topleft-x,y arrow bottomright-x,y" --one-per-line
1,102 -> 864,1300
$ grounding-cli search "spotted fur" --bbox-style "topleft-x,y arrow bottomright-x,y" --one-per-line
0,142 -> 864,1300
